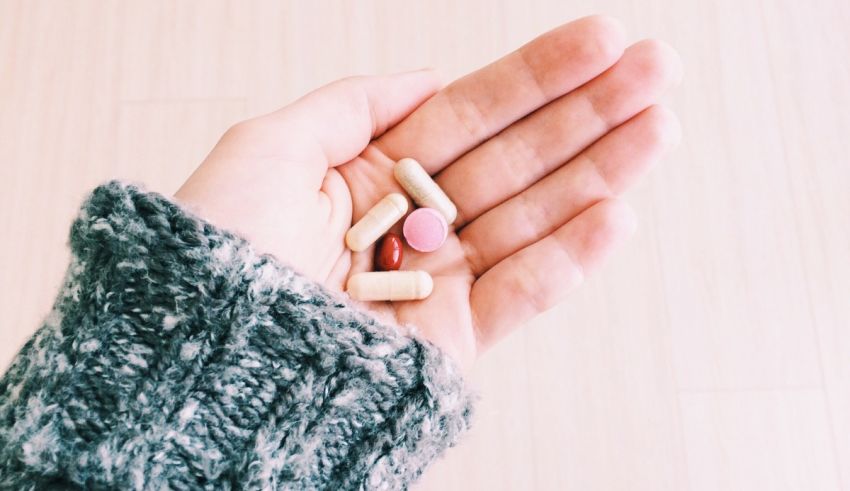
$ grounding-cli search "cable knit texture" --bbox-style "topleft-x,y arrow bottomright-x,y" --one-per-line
0,181 -> 474,490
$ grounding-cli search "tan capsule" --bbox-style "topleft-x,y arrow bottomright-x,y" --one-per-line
393,157 -> 457,224
345,193 -> 408,252
346,271 -> 433,301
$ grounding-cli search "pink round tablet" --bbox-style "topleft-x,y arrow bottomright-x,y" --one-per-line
403,208 -> 448,252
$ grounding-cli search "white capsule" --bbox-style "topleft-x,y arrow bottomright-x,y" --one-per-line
346,271 -> 433,301
393,157 -> 457,224
345,193 -> 409,252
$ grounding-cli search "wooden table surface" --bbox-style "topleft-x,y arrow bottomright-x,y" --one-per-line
1,1 -> 848,489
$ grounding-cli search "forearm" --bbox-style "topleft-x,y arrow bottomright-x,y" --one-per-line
0,182 -> 473,490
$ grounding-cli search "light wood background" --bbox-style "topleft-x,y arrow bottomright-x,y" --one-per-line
1,1 -> 848,489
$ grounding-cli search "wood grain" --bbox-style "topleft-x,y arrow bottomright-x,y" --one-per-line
1,1 -> 847,489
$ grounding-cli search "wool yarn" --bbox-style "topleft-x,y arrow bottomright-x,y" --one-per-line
0,182 -> 473,490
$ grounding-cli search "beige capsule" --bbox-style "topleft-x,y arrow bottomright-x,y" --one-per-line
345,193 -> 409,252
393,157 -> 458,224
346,271 -> 433,301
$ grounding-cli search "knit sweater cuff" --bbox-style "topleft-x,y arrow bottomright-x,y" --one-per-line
0,181 -> 474,489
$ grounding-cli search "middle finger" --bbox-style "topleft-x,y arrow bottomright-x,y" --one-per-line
437,39 -> 682,227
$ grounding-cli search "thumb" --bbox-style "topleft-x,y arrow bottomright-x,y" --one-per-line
260,69 -> 442,167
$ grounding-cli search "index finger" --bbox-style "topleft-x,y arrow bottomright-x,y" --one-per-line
374,15 -> 626,174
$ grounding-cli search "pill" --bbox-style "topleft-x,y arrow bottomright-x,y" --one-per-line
403,208 -> 448,252
346,270 -> 433,301
394,157 -> 457,224
375,232 -> 403,271
345,193 -> 408,252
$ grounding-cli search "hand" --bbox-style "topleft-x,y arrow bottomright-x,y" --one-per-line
175,15 -> 682,371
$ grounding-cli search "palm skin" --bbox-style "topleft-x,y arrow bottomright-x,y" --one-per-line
175,16 -> 682,372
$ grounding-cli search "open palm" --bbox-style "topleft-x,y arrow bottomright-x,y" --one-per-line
175,16 -> 681,371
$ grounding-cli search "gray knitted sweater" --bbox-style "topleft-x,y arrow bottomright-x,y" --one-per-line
0,182 -> 474,490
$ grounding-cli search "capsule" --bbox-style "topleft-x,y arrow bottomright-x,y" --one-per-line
346,271 -> 433,301
393,157 -> 457,224
345,193 -> 408,252
375,233 -> 403,271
